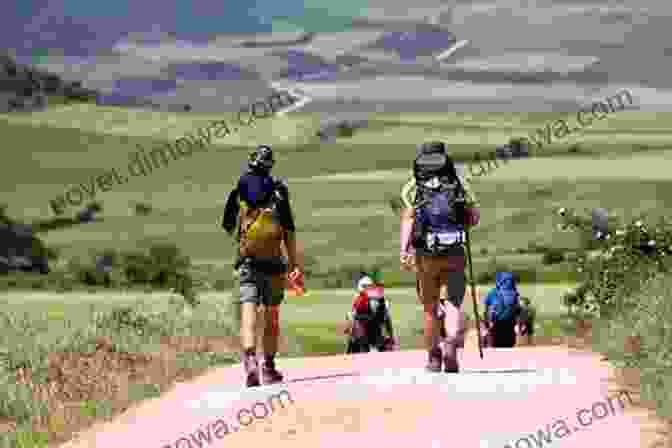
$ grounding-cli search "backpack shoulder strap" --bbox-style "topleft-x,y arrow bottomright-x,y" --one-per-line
222,187 -> 240,234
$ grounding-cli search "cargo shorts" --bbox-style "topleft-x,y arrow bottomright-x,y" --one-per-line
237,256 -> 287,306
416,254 -> 468,345
415,254 -> 467,308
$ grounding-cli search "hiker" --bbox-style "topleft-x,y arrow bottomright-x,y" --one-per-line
515,296 -> 535,345
482,272 -> 523,348
344,273 -> 398,353
399,141 -> 481,373
222,144 -> 304,387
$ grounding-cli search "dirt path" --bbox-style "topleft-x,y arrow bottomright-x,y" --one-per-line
54,335 -> 670,448
463,327 -> 670,448
3,317 -> 667,448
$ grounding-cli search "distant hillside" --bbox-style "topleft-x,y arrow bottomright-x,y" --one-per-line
0,51 -> 98,112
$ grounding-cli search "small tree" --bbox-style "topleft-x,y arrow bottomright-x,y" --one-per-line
542,248 -> 565,265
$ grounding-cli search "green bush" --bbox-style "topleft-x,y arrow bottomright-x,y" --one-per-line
541,248 -> 565,265
133,202 -> 153,216
387,196 -> 404,216
336,123 -> 355,138
591,274 -> 672,418
557,208 -> 672,420
557,208 -> 672,318
0,270 -> 80,292
568,144 -> 583,154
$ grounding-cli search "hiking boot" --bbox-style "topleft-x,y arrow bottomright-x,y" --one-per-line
442,340 -> 459,373
425,347 -> 443,373
261,358 -> 284,384
443,355 -> 459,373
243,352 -> 260,388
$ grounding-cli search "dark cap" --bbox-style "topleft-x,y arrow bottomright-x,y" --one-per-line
248,145 -> 275,172
417,141 -> 446,156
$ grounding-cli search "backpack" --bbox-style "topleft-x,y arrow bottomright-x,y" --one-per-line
236,173 -> 286,257
361,285 -> 390,325
411,142 -> 466,254
489,272 -> 521,322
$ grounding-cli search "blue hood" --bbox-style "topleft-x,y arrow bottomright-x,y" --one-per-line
238,173 -> 275,207
495,271 -> 516,290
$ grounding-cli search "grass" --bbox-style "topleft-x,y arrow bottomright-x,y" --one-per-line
1,106 -> 671,444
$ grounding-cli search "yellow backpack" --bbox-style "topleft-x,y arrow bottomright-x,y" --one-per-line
238,200 -> 284,257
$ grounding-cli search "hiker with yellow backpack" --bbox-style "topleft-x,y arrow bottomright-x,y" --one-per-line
222,145 -> 304,387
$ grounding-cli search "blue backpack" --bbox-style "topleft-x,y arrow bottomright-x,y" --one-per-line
488,272 -> 521,322
411,142 -> 466,254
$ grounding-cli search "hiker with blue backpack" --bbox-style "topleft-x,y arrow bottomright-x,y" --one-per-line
399,141 -> 481,373
482,272 -> 523,348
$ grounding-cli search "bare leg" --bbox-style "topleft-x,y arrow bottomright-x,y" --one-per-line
240,302 -> 258,350
262,305 -> 280,356
240,301 -> 260,387
438,269 -> 467,373
440,300 -> 462,372
261,276 -> 285,384
417,257 -> 443,372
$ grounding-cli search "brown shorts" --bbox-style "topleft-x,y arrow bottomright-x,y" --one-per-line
415,255 -> 466,308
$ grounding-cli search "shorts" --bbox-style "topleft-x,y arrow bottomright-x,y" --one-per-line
237,256 -> 287,306
416,255 -> 467,308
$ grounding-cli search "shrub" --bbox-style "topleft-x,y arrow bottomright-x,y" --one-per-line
568,144 -> 583,154
387,196 -> 404,216
541,248 -> 565,265
557,208 -> 672,318
64,243 -> 195,292
527,241 -> 549,253
591,274 -> 672,418
336,123 -> 355,138
133,202 -> 153,216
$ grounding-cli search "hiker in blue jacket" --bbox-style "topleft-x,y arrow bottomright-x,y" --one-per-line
482,271 -> 522,348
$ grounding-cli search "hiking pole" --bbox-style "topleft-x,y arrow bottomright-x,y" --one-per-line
464,225 -> 484,359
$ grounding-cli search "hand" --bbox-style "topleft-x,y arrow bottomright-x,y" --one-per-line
288,268 -> 303,283
465,208 -> 481,227
400,252 -> 415,271
384,336 -> 400,351
391,336 -> 400,350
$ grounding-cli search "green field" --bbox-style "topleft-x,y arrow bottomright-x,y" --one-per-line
1,104 -> 671,445
1,107 -> 671,286
0,282 -> 575,359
